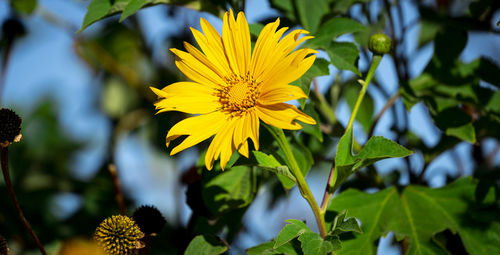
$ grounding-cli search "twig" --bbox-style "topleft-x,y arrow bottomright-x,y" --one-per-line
320,162 -> 335,212
0,147 -> 47,255
108,164 -> 127,215
367,91 -> 400,137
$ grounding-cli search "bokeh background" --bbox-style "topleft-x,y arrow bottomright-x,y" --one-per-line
1,0 -> 500,254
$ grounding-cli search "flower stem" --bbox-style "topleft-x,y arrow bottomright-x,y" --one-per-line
267,126 -> 327,238
0,147 -> 47,255
346,54 -> 382,131
320,54 -> 383,214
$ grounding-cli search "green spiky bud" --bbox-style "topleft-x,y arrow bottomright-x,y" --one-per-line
368,33 -> 392,55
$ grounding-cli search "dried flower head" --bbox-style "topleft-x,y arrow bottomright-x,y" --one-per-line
94,215 -> 144,255
132,205 -> 166,235
0,108 -> 22,147
151,10 -> 316,170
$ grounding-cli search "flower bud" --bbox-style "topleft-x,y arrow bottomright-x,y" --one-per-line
368,33 -> 391,55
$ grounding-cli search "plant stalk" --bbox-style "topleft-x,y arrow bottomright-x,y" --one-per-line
268,126 -> 327,238
1,147 -> 47,255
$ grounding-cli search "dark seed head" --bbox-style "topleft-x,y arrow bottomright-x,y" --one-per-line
132,205 -> 166,235
0,108 -> 22,146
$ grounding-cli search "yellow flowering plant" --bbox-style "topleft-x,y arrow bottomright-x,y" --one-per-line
151,10 -> 398,244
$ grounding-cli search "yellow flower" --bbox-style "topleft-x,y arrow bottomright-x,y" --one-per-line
152,10 -> 317,170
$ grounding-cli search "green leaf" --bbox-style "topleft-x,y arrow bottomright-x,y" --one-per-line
298,232 -> 342,255
445,123 -> 476,143
307,18 -> 366,48
249,23 -> 264,37
486,90 -> 500,113
202,166 -> 254,214
253,151 -> 296,183
79,0 -> 174,32
326,42 -> 361,76
274,219 -> 310,249
295,0 -> 329,34
352,136 -> 414,171
296,58 -> 330,107
269,0 -> 295,22
120,0 -> 146,22
433,107 -> 476,143
331,128 -> 412,192
247,240 -> 300,255
331,0 -> 369,14
80,0 -> 114,32
327,187 -> 403,255
291,140 -> 314,178
301,103 -> 323,142
328,178 -> 500,255
184,235 -> 228,255
330,210 -> 363,235
10,0 -> 37,14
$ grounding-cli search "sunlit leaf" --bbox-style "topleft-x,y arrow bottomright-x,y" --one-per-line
307,18 -> 366,48
184,235 -> 228,255
329,178 -> 500,255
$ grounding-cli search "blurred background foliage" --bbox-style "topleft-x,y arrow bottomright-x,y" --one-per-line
0,0 -> 500,254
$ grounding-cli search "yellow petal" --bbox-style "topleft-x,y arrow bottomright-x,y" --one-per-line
250,18 -> 282,77
258,84 -> 308,105
151,84 -> 219,114
237,140 -> 249,158
256,103 -> 316,130
277,29 -> 313,55
219,128 -> 236,170
183,42 -> 226,78
259,49 -> 317,86
151,82 -> 213,97
246,110 -> 260,150
166,112 -> 226,154
232,115 -> 250,158
236,11 -> 251,74
171,48 -> 224,87
191,24 -> 232,75
222,10 -> 243,75
252,30 -> 289,79
205,118 -> 236,170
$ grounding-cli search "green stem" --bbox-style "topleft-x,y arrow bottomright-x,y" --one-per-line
345,55 -> 382,131
267,126 -> 327,238
320,54 -> 384,214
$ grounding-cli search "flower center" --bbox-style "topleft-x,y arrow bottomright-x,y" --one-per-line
218,74 -> 260,116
